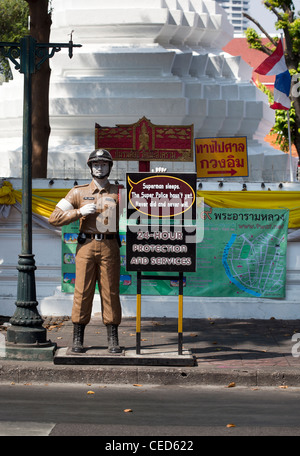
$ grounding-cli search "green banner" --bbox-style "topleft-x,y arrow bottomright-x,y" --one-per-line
62,208 -> 289,298
61,222 -> 79,293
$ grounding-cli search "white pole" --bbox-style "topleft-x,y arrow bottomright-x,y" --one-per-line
287,110 -> 294,182
281,33 -> 294,182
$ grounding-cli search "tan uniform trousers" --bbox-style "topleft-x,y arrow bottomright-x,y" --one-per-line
72,238 -> 121,326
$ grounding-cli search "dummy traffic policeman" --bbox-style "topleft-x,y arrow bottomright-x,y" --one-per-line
49,149 -> 122,354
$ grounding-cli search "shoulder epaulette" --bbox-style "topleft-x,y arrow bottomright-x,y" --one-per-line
74,183 -> 89,189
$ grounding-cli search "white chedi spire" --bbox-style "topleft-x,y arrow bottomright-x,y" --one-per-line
0,0 -> 289,181
51,0 -> 233,48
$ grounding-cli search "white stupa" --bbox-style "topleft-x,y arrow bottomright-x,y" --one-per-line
0,0 -> 293,182
1,0 -> 300,321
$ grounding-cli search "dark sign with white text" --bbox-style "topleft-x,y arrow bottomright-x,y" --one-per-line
126,173 -> 197,272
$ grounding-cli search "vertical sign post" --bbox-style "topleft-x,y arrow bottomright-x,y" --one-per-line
178,271 -> 184,355
136,271 -> 142,354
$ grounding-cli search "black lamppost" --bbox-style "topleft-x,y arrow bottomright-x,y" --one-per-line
0,35 -> 81,359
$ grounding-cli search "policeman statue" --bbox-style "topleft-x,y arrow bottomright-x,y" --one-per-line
49,150 -> 122,354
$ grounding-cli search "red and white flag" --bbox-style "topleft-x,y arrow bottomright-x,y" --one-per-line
255,39 -> 291,110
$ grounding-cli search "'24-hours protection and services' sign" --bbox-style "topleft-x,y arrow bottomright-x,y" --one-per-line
126,173 -> 197,272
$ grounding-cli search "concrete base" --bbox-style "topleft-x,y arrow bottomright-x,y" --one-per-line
54,346 -> 195,366
1,343 -> 57,361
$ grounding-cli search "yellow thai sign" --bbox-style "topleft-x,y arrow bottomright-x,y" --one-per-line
195,137 -> 248,178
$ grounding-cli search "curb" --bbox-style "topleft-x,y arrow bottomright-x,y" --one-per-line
1,361 -> 300,387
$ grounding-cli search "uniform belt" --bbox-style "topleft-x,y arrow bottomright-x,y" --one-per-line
82,233 -> 117,240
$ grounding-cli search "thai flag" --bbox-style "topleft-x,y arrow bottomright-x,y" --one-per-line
254,39 -> 291,111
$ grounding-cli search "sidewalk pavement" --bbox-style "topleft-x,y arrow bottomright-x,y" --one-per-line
1,316 -> 300,387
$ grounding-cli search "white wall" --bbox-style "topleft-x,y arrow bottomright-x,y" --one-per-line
1,178 -> 300,320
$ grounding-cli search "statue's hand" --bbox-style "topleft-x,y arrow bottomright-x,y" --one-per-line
80,203 -> 96,216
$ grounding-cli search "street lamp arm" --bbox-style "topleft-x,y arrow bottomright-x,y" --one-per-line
34,42 -> 82,70
0,38 -> 82,74
0,44 -> 21,71
35,42 -> 82,67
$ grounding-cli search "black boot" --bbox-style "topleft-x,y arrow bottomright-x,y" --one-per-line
107,324 -> 122,353
72,323 -> 85,353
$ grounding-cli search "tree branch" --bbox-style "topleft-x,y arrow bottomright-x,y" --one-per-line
264,1 -> 283,20
264,2 -> 295,69
243,12 -> 277,47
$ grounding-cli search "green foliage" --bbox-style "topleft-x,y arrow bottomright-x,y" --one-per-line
264,0 -> 295,11
285,17 -> 300,54
0,0 -> 29,81
244,28 -> 264,50
273,104 -> 296,152
257,80 -> 295,152
263,1 -> 300,60
245,28 -> 277,53
0,0 -> 29,42
245,1 -> 300,155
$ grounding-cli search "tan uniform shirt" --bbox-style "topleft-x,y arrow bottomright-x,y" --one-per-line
49,180 -> 119,234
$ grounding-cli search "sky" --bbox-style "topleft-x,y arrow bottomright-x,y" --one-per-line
249,0 -> 300,35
